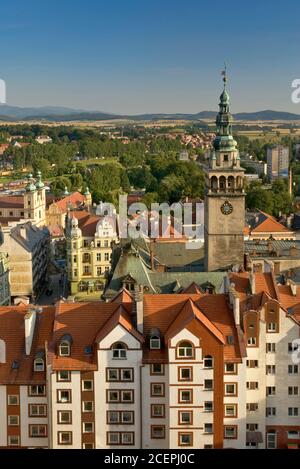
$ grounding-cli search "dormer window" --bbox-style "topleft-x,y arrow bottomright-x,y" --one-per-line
177,341 -> 194,359
34,358 -> 44,372
150,336 -> 161,350
112,342 -> 127,359
59,335 -> 72,357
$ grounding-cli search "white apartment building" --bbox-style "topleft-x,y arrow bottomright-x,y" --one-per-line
0,271 -> 299,449
267,146 -> 289,181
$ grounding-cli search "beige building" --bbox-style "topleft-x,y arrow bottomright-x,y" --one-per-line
267,145 -> 289,180
0,222 -> 49,301
0,269 -> 299,449
65,204 -> 118,295
0,226 -> 10,306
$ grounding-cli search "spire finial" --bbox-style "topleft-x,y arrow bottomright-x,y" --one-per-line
221,62 -> 227,87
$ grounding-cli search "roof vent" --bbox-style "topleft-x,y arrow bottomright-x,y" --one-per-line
84,345 -> 93,355
11,360 -> 20,369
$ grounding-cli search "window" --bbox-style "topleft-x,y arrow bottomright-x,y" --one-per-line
266,386 -> 276,396
246,360 -> 258,368
29,424 -> 47,437
179,411 -> 192,425
83,422 -> 94,433
122,433 -> 134,445
107,432 -> 134,446
247,337 -> 256,346
58,431 -> 72,445
288,386 -> 299,396
58,411 -> 72,424
106,368 -> 133,382
266,365 -> 276,375
150,364 -> 164,375
178,367 -> 192,381
112,343 -> 127,359
288,342 -> 299,353
96,253 -> 101,261
57,389 -> 71,403
106,368 -> 119,381
247,382 -> 259,390
8,394 -> 19,405
107,432 -> 120,445
288,407 -> 298,417
82,380 -> 93,391
8,435 -> 20,446
267,431 -> 277,449
266,343 -> 276,353
120,369 -> 133,381
225,383 -> 237,395
107,411 -> 119,423
83,401 -> 93,412
33,358 -> 44,372
224,426 -> 237,439
204,401 -> 213,412
8,415 -> 19,426
225,363 -> 237,374
151,383 -> 165,397
122,411 -> 134,424
247,403 -> 258,412
150,336 -> 161,350
177,341 -> 194,359
57,371 -> 71,382
227,335 -> 234,345
178,389 -> 192,403
104,252 -> 110,262
151,425 -> 165,439
225,404 -> 237,417
151,404 -> 165,418
267,322 -> 276,332
266,407 -> 276,417
107,411 -> 134,424
204,423 -> 213,434
59,341 -> 71,357
29,404 -> 47,417
204,379 -> 213,391
287,431 -> 300,439
97,267 -> 102,276
288,365 -> 298,374
203,355 -> 213,368
29,385 -> 45,396
179,432 -> 193,446
247,423 -> 258,431
106,390 -> 134,403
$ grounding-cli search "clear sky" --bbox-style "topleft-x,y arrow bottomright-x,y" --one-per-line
2,0 -> 300,114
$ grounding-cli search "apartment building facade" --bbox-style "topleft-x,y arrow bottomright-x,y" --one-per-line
267,146 -> 289,181
0,272 -> 299,449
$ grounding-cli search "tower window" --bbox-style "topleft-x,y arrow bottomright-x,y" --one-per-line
224,155 -> 229,162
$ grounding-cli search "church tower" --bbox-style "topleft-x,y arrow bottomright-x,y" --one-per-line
204,72 -> 245,271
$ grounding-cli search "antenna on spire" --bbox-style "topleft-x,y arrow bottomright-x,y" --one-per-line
221,62 -> 227,87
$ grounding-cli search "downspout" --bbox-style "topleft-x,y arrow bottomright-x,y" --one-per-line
139,364 -> 144,449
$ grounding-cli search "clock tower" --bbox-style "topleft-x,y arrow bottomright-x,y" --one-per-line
204,73 -> 245,271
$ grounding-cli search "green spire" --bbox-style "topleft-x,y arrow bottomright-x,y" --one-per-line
35,170 -> 44,189
25,173 -> 36,192
213,68 -> 237,152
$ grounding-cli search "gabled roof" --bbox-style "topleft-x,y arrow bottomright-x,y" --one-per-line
52,192 -> 86,212
249,210 -> 293,234
95,305 -> 143,344
165,298 -> 225,344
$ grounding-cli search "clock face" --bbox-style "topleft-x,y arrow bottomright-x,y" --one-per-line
220,201 -> 233,215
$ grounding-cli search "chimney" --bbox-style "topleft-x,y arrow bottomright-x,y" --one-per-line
24,308 -> 37,355
287,279 -> 297,296
229,285 -> 240,326
133,284 -> 144,333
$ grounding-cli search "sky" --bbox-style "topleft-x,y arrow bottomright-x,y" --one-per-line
1,0 -> 300,114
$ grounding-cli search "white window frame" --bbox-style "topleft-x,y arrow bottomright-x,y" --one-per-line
150,337 -> 161,350
82,380 -> 93,391
34,358 -> 44,372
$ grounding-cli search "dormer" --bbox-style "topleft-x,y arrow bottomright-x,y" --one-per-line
58,334 -> 73,356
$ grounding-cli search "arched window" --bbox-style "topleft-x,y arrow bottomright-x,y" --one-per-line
34,358 -> 44,372
219,176 -> 226,191
59,335 -> 73,357
177,341 -> 194,359
112,342 -> 127,359
210,176 -> 218,192
228,176 -> 235,191
204,355 -> 213,368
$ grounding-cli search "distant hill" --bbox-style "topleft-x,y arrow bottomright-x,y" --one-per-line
0,104 -> 300,122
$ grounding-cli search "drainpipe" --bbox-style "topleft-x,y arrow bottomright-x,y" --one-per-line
140,364 -> 144,449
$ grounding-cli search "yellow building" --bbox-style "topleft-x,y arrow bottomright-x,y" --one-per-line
65,207 -> 118,295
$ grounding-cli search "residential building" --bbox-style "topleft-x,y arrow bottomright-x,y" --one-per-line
0,222 -> 49,301
0,225 -> 10,305
65,206 -> 118,295
245,210 -> 296,241
0,269 -> 299,448
267,146 -> 289,180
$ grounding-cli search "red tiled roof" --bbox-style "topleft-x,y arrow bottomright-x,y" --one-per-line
0,195 -> 24,209
252,211 -> 292,234
52,192 -> 86,212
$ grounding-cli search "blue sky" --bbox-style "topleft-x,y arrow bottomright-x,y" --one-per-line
1,0 -> 300,113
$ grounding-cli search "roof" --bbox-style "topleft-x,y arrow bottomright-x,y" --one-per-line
143,294 -> 242,362
0,305 -> 55,384
50,191 -> 86,212
0,195 -> 24,209
246,210 -> 294,235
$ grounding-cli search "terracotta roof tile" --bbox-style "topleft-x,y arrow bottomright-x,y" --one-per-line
53,192 -> 86,212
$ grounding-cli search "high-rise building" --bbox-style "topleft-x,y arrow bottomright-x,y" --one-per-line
204,75 -> 245,271
267,145 -> 289,180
